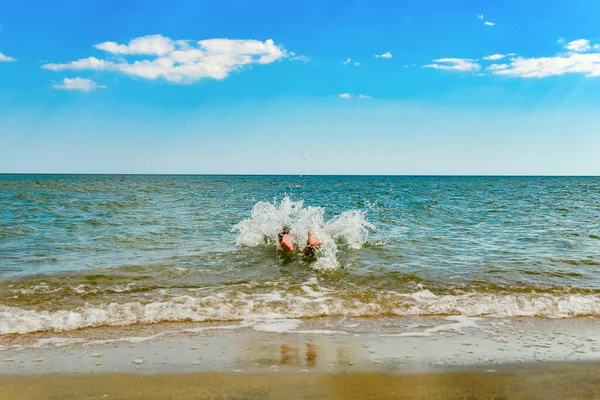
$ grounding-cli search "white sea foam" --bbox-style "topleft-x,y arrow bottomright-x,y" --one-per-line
252,319 -> 303,333
2,289 -> 600,335
232,197 -> 375,270
30,338 -> 86,348
11,283 -> 60,295
382,316 -> 482,337
295,329 -> 348,335
10,282 -> 137,296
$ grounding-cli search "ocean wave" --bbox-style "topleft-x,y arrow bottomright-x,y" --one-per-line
2,288 -> 600,335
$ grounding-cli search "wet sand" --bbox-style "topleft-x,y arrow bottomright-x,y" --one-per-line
2,316 -> 600,399
2,363 -> 600,400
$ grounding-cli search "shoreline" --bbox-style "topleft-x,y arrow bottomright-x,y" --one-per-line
2,315 -> 599,372
2,316 -> 600,398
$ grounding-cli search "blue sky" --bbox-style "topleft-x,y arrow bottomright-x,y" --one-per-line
1,0 -> 600,174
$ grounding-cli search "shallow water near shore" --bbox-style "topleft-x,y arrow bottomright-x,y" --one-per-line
2,316 -> 600,399
2,316 -> 600,373
2,175 -> 600,336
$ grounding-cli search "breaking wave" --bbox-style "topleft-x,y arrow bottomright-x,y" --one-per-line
232,197 -> 375,270
3,284 -> 600,335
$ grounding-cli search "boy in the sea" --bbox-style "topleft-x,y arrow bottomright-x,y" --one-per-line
278,225 -> 322,256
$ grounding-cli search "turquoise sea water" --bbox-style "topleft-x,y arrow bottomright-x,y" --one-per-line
1,175 -> 600,334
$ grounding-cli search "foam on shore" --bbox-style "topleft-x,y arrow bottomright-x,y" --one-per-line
2,288 -> 600,335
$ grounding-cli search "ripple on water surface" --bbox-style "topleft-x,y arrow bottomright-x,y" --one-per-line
2,175 -> 600,334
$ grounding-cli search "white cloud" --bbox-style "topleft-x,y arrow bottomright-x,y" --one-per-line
482,53 -> 515,61
288,52 -> 310,62
491,53 -> 600,78
43,56 -> 113,71
565,39 -> 591,53
342,57 -> 360,67
483,53 -> 505,61
375,52 -> 392,59
343,58 -> 360,67
95,34 -> 175,55
119,57 -> 177,80
52,77 -> 106,91
423,58 -> 481,71
486,63 -> 509,71
338,93 -> 370,99
478,14 -> 495,26
42,35 -> 293,84
429,38 -> 600,78
0,51 -> 16,62
489,38 -> 600,78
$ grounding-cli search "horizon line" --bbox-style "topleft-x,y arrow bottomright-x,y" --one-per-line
1,173 -> 600,178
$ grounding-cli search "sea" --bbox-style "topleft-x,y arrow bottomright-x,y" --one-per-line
1,175 -> 600,336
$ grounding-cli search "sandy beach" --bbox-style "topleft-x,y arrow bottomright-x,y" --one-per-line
3,364 -> 600,400
2,316 -> 600,399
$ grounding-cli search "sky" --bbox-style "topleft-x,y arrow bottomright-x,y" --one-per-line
1,0 -> 600,175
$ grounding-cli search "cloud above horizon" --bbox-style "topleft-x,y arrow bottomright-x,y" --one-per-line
52,77 -> 106,91
424,38 -> 600,78
482,53 -> 515,61
564,39 -> 591,53
423,58 -> 481,71
488,38 -> 600,77
42,34 -> 294,84
478,14 -> 495,27
0,51 -> 16,62
338,93 -> 371,99
374,52 -> 392,59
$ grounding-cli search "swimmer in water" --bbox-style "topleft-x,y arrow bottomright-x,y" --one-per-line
278,225 -> 322,256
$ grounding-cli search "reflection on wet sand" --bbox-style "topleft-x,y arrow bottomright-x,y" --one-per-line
280,343 -> 319,367
306,343 -> 317,367
239,336 -> 363,371
280,343 -> 297,365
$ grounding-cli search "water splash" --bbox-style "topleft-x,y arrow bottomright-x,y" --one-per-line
232,197 -> 375,270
